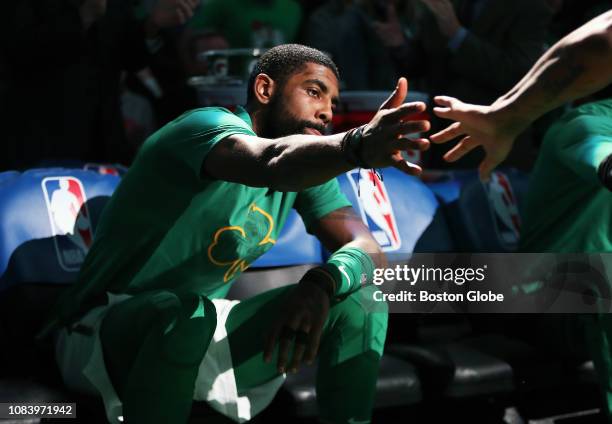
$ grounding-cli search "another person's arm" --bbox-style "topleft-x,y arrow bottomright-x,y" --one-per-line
429,10 -> 612,180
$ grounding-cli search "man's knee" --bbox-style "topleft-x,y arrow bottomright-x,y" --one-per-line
327,286 -> 388,357
102,291 -> 217,365
154,292 -> 217,364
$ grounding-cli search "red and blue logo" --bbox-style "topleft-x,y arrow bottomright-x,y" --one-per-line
347,169 -> 401,252
84,162 -> 127,176
486,171 -> 521,246
41,177 -> 93,271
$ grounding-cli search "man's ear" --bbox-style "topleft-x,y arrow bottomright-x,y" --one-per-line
253,73 -> 276,105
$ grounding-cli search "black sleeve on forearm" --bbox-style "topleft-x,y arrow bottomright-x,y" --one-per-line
597,154 -> 612,192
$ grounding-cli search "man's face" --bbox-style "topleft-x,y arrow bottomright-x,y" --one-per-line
263,62 -> 340,138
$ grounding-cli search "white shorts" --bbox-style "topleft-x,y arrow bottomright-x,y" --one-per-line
55,293 -> 286,423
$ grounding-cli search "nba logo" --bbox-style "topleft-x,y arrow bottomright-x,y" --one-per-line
486,171 -> 521,246
41,177 -> 93,271
346,169 -> 402,251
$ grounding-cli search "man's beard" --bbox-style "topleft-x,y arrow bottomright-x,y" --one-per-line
261,93 -> 326,138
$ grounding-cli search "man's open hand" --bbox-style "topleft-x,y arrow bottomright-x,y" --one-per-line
263,280 -> 330,374
430,95 -> 520,181
358,77 -> 430,176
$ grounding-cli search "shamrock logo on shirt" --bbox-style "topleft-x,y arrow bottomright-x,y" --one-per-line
207,203 -> 276,282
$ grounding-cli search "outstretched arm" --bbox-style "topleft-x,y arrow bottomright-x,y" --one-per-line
203,78 -> 430,191
429,10 -> 612,180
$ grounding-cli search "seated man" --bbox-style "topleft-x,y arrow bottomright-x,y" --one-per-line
40,44 -> 430,423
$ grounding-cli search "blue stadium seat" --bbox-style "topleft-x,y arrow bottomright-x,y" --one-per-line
336,167 -> 451,259
0,171 -> 20,187
0,169 -> 120,290
0,169 -> 122,421
426,169 -> 530,252
250,210 -> 323,267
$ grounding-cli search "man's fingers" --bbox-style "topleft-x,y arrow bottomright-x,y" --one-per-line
394,137 -> 430,151
433,95 -> 456,107
264,311 -> 302,367
276,333 -> 294,373
391,154 -> 422,176
287,327 -> 310,373
379,77 -> 408,110
382,101 -> 427,123
304,318 -> 325,364
429,121 -> 463,144
443,136 -> 478,162
432,96 -> 469,121
432,96 -> 457,119
393,119 -> 431,134
275,313 -> 303,372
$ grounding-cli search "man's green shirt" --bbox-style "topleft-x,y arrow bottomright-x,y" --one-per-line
54,106 -> 350,324
520,99 -> 612,253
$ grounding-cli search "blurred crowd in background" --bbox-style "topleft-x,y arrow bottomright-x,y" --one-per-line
0,0 -> 611,172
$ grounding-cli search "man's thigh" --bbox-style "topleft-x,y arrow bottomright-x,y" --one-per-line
100,290 -> 215,395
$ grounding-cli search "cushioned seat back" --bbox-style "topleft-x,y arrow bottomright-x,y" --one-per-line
0,168 -> 120,290
429,169 -> 529,253
251,210 -> 323,267
0,171 -> 20,187
0,168 -> 120,378
337,168 -> 449,261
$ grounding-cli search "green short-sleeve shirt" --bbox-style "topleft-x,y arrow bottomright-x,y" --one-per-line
519,99 -> 612,253
54,106 -> 351,324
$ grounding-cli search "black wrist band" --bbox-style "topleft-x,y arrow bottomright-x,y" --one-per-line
301,267 -> 336,299
341,126 -> 371,168
352,126 -> 374,168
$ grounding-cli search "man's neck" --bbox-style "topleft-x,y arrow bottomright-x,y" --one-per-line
245,104 -> 263,136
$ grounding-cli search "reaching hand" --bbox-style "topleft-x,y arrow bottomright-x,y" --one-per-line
150,0 -> 200,30
429,96 -> 521,181
357,77 -> 430,176
263,281 -> 331,374
418,0 -> 462,38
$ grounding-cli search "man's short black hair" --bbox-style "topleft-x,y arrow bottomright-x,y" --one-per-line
246,44 -> 340,105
